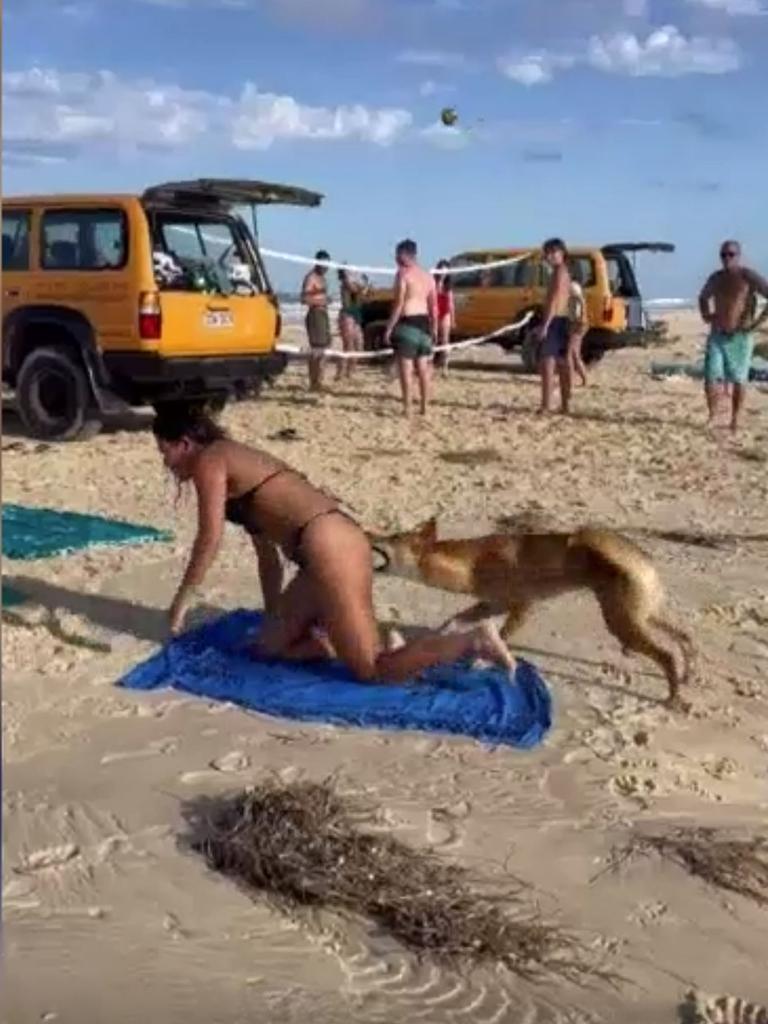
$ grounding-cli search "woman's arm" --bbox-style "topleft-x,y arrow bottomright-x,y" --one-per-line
168,453 -> 227,634
252,536 -> 284,615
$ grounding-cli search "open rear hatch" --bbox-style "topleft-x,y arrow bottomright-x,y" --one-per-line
601,242 -> 675,327
142,178 -> 324,209
142,179 -> 323,358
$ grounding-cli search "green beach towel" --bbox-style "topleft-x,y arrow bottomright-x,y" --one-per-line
2,504 -> 171,561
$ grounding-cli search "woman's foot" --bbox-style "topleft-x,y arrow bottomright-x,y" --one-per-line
386,628 -> 406,652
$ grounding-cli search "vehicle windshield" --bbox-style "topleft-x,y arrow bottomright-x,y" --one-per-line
151,212 -> 261,296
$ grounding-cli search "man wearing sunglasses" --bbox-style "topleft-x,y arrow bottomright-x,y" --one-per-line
698,241 -> 768,432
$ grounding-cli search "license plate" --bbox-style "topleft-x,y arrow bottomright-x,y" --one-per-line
204,310 -> 233,328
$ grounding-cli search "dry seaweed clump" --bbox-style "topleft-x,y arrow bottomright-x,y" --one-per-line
182,779 -> 607,982
604,827 -> 768,907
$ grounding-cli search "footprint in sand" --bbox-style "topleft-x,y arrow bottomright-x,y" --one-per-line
427,800 -> 471,850
210,750 -> 251,773
17,843 -> 80,873
627,900 -> 669,928
100,737 -> 179,765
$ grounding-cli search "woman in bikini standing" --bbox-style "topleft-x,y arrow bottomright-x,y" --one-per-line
336,267 -> 366,382
154,405 -> 510,681
433,260 -> 455,375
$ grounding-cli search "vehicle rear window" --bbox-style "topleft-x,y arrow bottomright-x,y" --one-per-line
41,209 -> 127,270
152,213 -> 262,296
2,210 -> 31,271
604,253 -> 639,298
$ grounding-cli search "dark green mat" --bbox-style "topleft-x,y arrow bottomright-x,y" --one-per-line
2,504 -> 172,561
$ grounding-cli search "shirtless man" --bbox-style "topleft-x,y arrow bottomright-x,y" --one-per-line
536,238 -> 573,414
698,241 -> 768,432
383,238 -> 438,417
301,250 -> 331,392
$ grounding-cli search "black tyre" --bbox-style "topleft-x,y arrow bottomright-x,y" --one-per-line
363,321 -> 387,352
581,332 -> 607,367
16,346 -> 101,441
520,328 -> 540,374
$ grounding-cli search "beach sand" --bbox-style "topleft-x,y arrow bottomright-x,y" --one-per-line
3,311 -> 767,1023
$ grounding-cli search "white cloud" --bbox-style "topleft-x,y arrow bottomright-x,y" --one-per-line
395,49 -> 468,69
2,66 -> 413,162
588,25 -> 742,75
498,24 -> 742,85
685,0 -> 765,14
497,51 -> 575,86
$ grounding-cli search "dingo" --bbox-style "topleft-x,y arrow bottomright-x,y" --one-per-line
369,518 -> 694,709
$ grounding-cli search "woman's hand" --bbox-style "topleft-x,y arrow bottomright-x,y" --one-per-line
168,591 -> 190,636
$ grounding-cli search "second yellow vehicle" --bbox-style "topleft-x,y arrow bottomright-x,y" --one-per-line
360,242 -> 674,371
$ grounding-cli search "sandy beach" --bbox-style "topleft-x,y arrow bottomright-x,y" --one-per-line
3,310 -> 767,1023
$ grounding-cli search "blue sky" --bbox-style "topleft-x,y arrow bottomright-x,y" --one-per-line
4,0 -> 767,296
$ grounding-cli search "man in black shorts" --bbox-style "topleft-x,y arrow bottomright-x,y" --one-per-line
301,250 -> 332,392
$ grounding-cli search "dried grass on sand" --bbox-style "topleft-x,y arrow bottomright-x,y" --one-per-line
182,779 -> 614,983
602,827 -> 768,908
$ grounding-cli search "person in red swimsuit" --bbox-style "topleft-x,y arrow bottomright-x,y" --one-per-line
433,260 -> 455,374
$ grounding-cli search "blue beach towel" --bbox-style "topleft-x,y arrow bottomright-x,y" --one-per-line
120,610 -> 552,749
2,504 -> 171,561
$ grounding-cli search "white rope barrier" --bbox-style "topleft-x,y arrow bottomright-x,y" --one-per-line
276,311 -> 534,362
261,248 -> 531,277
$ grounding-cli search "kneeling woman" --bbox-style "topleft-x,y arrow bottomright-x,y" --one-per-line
154,406 -> 508,682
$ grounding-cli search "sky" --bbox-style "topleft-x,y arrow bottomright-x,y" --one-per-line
3,0 -> 768,297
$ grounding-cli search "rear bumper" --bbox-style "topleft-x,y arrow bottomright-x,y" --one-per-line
102,350 -> 287,401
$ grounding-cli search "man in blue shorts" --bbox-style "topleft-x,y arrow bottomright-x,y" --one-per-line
698,241 -> 768,432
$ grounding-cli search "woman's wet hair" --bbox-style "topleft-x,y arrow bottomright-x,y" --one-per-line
152,403 -> 227,446
434,259 -> 453,290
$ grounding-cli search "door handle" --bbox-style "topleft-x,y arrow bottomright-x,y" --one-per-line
4,290 -> 20,298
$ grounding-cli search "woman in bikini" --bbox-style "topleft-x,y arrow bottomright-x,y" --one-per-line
336,267 -> 365,382
154,405 -> 510,681
433,260 -> 455,375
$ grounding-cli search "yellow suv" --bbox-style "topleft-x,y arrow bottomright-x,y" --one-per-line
360,242 -> 673,371
2,179 -> 322,440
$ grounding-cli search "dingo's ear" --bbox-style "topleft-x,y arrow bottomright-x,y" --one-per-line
419,517 -> 438,542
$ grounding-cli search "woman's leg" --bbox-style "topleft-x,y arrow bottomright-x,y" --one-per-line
336,315 -> 351,381
438,315 -> 451,374
304,516 -> 516,683
569,330 -> 588,386
255,570 -> 328,662
348,320 -> 363,379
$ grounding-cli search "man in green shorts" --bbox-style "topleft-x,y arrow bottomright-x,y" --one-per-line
698,240 -> 768,432
383,239 -> 438,417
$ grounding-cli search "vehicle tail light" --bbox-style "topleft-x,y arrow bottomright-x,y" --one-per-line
602,296 -> 613,323
139,291 -> 162,340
